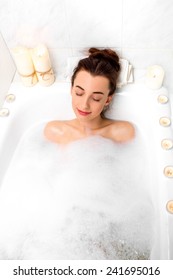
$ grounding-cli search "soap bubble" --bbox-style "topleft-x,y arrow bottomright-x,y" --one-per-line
0,123 -> 155,259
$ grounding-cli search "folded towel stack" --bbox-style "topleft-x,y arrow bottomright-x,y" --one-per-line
117,59 -> 133,88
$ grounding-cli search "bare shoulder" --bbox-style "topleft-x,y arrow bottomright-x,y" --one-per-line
44,120 -> 66,143
109,120 -> 135,143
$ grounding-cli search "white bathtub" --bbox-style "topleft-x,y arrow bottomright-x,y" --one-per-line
0,81 -> 173,259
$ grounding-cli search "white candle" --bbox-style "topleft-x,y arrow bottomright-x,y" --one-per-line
12,46 -> 37,86
31,44 -> 55,86
145,65 -> 164,90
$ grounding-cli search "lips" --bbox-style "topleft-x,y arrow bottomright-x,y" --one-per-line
77,109 -> 91,116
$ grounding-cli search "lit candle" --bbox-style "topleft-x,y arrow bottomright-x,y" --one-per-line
12,46 -> 37,86
145,65 -> 164,90
31,44 -> 55,86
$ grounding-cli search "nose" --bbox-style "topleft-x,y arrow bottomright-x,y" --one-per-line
81,97 -> 90,110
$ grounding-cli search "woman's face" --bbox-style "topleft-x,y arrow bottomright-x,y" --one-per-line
71,70 -> 112,121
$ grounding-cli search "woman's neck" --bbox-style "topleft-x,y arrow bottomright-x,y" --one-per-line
77,116 -> 104,130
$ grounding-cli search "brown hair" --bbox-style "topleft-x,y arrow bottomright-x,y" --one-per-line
71,47 -> 121,96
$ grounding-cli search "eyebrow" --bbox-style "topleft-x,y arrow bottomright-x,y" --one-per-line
75,85 -> 104,95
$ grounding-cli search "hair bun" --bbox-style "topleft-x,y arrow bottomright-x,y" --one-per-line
88,47 -> 120,72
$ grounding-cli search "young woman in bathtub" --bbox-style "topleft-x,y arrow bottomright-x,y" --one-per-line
44,48 -> 135,144
0,48 -> 154,260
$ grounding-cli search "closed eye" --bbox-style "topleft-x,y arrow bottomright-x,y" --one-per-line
93,98 -> 101,102
75,92 -> 83,96
93,94 -> 102,102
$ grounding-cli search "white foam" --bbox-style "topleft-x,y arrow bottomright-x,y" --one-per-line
0,123 -> 155,259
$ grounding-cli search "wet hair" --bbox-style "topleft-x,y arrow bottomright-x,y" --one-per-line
71,47 -> 121,96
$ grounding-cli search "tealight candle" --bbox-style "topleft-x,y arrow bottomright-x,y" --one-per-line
161,139 -> 173,150
12,46 -> 37,86
157,95 -> 168,104
145,65 -> 164,90
31,44 -> 55,86
159,117 -> 171,127
166,200 -> 173,214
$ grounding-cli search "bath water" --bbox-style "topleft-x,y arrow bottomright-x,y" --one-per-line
0,123 -> 155,259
